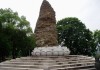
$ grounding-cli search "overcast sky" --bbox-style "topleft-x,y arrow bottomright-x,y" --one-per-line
0,0 -> 100,32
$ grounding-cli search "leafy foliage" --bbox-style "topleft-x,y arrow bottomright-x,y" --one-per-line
57,17 -> 96,56
94,30 -> 100,44
93,30 -> 100,57
0,8 -> 35,61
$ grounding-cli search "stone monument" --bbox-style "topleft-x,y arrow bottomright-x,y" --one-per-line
34,0 -> 58,47
32,0 -> 70,56
0,1 -> 95,69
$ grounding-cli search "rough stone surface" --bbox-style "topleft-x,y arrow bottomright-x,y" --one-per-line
34,0 -> 58,47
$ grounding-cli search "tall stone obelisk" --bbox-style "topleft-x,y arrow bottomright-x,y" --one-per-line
35,0 -> 58,47
32,0 -> 70,56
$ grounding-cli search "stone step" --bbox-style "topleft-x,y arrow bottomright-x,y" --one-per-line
2,62 -> 57,65
18,58 -> 91,61
51,68 -> 96,70
0,67 -> 43,70
78,68 -> 96,70
8,60 -> 94,65
0,67 -> 30,70
0,63 -> 57,67
0,64 -> 41,68
19,57 -> 93,61
49,62 -> 94,69
50,64 -> 95,70
17,57 -> 94,60
8,57 -> 94,62
19,55 -> 94,60
66,65 -> 95,70
0,62 -> 95,70
1,60 -> 94,66
0,55 -> 95,70
1,60 -> 95,65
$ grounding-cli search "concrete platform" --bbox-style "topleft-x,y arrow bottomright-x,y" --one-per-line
0,55 -> 96,70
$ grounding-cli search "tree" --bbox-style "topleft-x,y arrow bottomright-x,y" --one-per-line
0,32 -> 11,62
0,8 -> 35,60
93,30 -> 100,54
57,17 -> 95,56
94,30 -> 100,44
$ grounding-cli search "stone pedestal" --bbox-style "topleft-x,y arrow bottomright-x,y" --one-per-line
31,46 -> 70,56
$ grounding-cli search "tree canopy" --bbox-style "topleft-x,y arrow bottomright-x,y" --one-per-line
0,8 -> 35,61
94,30 -> 100,44
57,17 -> 96,56
93,30 -> 100,55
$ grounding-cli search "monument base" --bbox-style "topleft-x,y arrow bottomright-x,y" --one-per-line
31,46 -> 70,56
